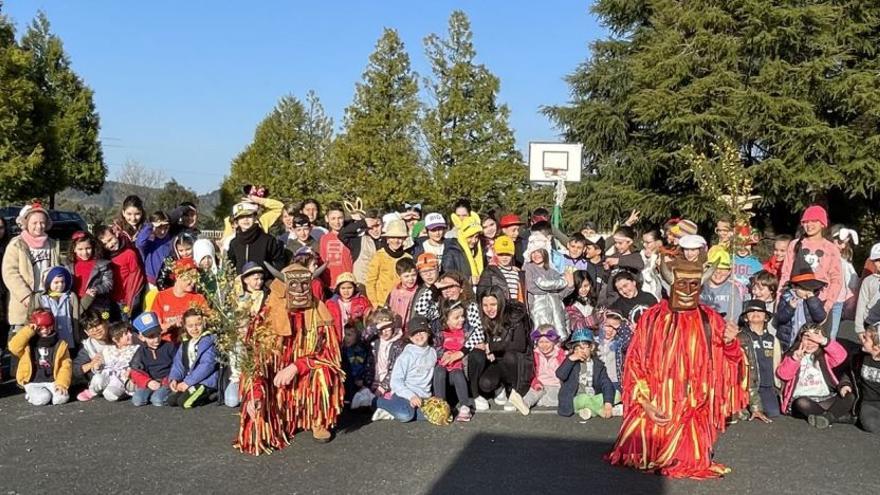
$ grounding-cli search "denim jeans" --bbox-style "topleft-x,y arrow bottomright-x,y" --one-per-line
223,381 -> 241,408
131,385 -> 171,406
374,394 -> 425,422
830,302 -> 844,341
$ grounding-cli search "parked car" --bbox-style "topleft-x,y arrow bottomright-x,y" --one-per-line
0,206 -> 89,241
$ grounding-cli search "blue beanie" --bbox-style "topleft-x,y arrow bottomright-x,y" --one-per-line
45,266 -> 72,293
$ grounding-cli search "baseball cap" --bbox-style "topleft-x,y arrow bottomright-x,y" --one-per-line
408,315 -> 432,337
871,243 -> 880,261
424,213 -> 446,230
133,312 -> 161,337
494,235 -> 515,256
416,253 -> 439,271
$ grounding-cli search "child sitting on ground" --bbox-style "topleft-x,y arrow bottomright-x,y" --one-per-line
372,315 -> 437,422
38,266 -> 79,350
129,312 -> 176,407
556,329 -> 618,420
168,308 -> 219,408
855,324 -> 880,433
736,300 -> 782,422
433,301 -> 475,422
9,309 -> 72,406
515,325 -> 565,415
358,308 -> 406,406
73,310 -> 113,391
81,322 -> 140,402
342,322 -> 371,407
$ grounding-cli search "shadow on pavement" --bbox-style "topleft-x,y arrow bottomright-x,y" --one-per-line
427,433 -> 664,494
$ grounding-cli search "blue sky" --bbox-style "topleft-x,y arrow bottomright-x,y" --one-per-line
5,1 -> 605,194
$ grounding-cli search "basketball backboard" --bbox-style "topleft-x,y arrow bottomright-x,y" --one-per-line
528,142 -> 583,183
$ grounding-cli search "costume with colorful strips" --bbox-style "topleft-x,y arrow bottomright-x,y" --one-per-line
235,263 -> 344,455
606,259 -> 747,479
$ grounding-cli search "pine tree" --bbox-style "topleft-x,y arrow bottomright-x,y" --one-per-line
220,91 -> 333,213
329,28 -> 426,210
19,11 -> 105,207
544,0 -> 880,232
0,9 -> 44,203
423,11 -> 526,211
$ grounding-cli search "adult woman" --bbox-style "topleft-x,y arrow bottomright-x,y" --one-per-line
2,202 -> 61,330
469,285 -> 533,413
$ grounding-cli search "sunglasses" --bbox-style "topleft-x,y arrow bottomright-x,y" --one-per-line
530,328 -> 560,342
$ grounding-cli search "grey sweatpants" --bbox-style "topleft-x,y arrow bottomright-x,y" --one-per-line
523,386 -> 560,408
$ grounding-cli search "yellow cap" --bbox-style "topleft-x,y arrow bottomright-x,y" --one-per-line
494,235 -> 515,256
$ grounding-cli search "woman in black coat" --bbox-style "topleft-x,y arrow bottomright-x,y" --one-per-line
469,285 -> 533,410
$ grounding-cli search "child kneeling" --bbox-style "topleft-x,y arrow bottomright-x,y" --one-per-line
130,312 -> 176,406
372,315 -> 436,422
9,310 -> 72,406
556,329 -> 619,420
168,308 -> 218,408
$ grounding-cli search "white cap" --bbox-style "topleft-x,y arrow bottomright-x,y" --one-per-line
424,213 -> 446,230
679,234 -> 707,249
870,242 -> 880,261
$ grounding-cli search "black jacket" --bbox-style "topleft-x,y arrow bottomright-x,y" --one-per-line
228,229 -> 288,277
442,241 -> 487,278
339,219 -> 384,263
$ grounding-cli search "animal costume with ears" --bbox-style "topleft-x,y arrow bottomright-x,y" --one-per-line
607,259 -> 748,479
235,263 -> 344,455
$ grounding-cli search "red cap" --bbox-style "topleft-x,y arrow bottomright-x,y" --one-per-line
499,214 -> 524,228
30,310 -> 55,328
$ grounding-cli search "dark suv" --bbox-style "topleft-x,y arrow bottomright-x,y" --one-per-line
0,206 -> 89,241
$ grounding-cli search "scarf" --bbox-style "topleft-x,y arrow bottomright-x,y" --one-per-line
456,223 -> 484,278
20,230 -> 49,249
236,225 -> 261,245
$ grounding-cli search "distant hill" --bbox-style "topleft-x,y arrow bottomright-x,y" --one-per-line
57,181 -> 220,214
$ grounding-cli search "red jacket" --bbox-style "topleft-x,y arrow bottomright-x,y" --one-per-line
326,293 -> 372,340
319,231 -> 353,289
109,240 -> 146,311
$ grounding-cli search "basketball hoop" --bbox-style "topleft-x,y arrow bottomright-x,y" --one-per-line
529,142 -> 583,185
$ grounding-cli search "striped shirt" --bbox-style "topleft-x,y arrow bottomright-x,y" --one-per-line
498,266 -> 521,301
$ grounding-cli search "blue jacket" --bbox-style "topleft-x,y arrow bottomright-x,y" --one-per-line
169,334 -> 219,389
135,222 -> 174,284
774,291 -> 826,351
555,357 -> 616,417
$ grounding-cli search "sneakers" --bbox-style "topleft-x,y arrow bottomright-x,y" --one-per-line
612,404 -> 624,417
507,390 -> 529,416
578,409 -> 593,420
351,387 -> 374,410
494,388 -> 508,406
77,389 -> 96,402
182,385 -> 206,409
503,403 -> 516,412
474,396 -> 490,411
371,408 -> 395,421
455,405 -> 473,422
808,413 -> 832,429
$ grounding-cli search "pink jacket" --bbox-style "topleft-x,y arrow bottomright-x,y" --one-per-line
776,339 -> 847,414
778,237 -> 842,313
531,347 -> 566,390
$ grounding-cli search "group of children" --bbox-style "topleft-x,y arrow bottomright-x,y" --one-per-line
2,194 -> 879,437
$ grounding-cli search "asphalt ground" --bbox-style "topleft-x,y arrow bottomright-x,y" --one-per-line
1,382 -> 878,495
0,324 -> 876,495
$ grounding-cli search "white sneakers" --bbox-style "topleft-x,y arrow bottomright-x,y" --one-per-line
351,388 -> 374,410
578,409 -> 593,420
507,390 -> 530,416
474,396 -> 490,411
371,408 -> 394,421
612,404 -> 624,417
493,388 -> 508,406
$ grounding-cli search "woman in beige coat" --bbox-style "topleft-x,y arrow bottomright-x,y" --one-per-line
2,203 -> 60,330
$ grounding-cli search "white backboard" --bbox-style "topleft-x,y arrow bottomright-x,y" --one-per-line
528,142 -> 583,183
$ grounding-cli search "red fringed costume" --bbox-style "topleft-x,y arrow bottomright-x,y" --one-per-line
607,261 -> 747,479
235,264 -> 344,455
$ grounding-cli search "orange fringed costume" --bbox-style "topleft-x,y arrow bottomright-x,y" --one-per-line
606,300 -> 747,479
235,276 -> 344,455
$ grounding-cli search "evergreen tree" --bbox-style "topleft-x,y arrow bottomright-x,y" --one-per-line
330,28 -> 425,210
423,11 -> 526,211
154,179 -> 198,215
544,0 -> 880,232
19,11 -> 105,207
220,91 -> 333,213
0,9 -> 43,203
